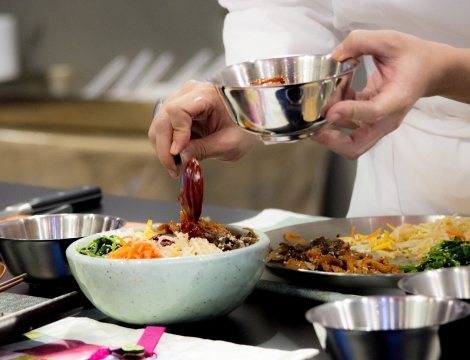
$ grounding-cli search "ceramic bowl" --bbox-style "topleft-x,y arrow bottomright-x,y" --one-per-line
207,54 -> 359,142
66,225 -> 270,325
0,214 -> 126,284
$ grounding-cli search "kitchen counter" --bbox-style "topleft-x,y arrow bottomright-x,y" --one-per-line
0,99 -> 154,136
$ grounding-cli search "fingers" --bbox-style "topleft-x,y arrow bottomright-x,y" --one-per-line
312,107 -> 405,160
148,80 -> 254,177
325,90 -> 401,127
184,125 -> 259,164
322,29 -> 436,159
311,126 -> 379,160
332,30 -> 409,61
148,81 -> 218,177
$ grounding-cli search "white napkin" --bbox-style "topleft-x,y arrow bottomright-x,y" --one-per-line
231,208 -> 328,232
2,317 -> 319,360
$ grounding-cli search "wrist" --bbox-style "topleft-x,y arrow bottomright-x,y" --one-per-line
426,42 -> 470,104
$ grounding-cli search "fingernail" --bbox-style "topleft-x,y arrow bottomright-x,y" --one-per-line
169,169 -> 179,179
179,149 -> 190,164
328,114 -> 342,124
170,141 -> 178,155
331,44 -> 344,61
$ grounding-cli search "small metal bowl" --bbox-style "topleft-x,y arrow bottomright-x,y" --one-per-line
207,54 -> 359,142
0,214 -> 126,284
397,267 -> 470,359
397,267 -> 470,301
306,295 -> 470,360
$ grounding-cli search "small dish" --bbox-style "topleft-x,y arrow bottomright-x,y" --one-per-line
0,214 -> 126,284
207,54 -> 359,141
306,295 -> 470,360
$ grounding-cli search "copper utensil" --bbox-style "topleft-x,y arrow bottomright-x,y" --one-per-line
0,264 -> 5,280
0,272 -> 27,293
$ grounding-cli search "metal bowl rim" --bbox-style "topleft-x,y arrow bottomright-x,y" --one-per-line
397,266 -> 470,297
207,53 -> 360,88
305,295 -> 470,330
0,213 -> 127,241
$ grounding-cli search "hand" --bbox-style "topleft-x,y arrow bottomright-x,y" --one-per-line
148,80 -> 258,177
312,30 -> 440,159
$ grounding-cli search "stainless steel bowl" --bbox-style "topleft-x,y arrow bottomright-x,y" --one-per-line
397,267 -> 470,300
306,295 -> 470,360
397,267 -> 470,359
0,214 -> 126,284
207,54 -> 359,142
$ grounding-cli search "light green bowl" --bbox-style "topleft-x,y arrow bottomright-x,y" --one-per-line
66,225 -> 269,325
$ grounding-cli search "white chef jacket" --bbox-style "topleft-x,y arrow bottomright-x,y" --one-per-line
219,0 -> 470,217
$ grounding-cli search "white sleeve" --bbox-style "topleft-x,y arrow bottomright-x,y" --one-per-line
218,0 -> 348,65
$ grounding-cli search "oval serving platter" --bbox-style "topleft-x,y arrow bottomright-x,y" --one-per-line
265,215 -> 442,290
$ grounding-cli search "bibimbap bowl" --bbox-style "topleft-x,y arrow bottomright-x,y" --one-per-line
66,224 -> 270,325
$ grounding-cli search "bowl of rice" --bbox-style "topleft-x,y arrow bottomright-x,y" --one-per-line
66,219 -> 270,325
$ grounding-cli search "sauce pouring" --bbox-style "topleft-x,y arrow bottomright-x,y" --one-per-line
151,99 -> 205,238
178,157 -> 204,238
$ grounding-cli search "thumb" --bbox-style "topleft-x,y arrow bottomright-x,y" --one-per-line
183,127 -> 258,163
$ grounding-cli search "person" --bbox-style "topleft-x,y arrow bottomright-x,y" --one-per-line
148,1 -> 470,217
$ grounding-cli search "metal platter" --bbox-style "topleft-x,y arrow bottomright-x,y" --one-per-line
265,215 -> 442,291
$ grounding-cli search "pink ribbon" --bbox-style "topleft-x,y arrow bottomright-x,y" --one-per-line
88,326 -> 166,359
137,326 -> 166,357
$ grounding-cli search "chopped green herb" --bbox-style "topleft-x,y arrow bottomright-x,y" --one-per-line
398,236 -> 470,272
77,235 -> 123,257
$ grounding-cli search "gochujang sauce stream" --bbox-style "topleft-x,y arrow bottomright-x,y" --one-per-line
178,157 -> 204,238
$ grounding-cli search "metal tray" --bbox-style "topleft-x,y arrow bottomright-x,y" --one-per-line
265,215 -> 442,291
0,291 -> 83,343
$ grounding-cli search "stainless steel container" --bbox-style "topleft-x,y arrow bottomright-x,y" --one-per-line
398,267 -> 470,360
398,267 -> 470,300
207,54 -> 359,142
0,214 -> 126,284
306,295 -> 470,360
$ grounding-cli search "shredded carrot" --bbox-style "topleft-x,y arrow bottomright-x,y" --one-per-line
350,226 -> 356,238
284,232 -> 306,244
107,240 -> 163,259
446,229 -> 467,241
366,228 -> 382,239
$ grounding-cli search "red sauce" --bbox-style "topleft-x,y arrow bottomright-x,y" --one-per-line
180,217 -> 205,238
250,76 -> 286,86
178,157 -> 204,237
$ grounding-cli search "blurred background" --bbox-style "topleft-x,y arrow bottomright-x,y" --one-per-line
0,0 -> 363,217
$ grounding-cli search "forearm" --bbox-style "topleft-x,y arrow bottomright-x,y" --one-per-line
427,43 -> 470,104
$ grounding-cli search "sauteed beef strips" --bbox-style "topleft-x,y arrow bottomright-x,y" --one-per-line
268,236 -> 403,274
267,236 -> 343,263
205,230 -> 259,251
311,237 -> 346,256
